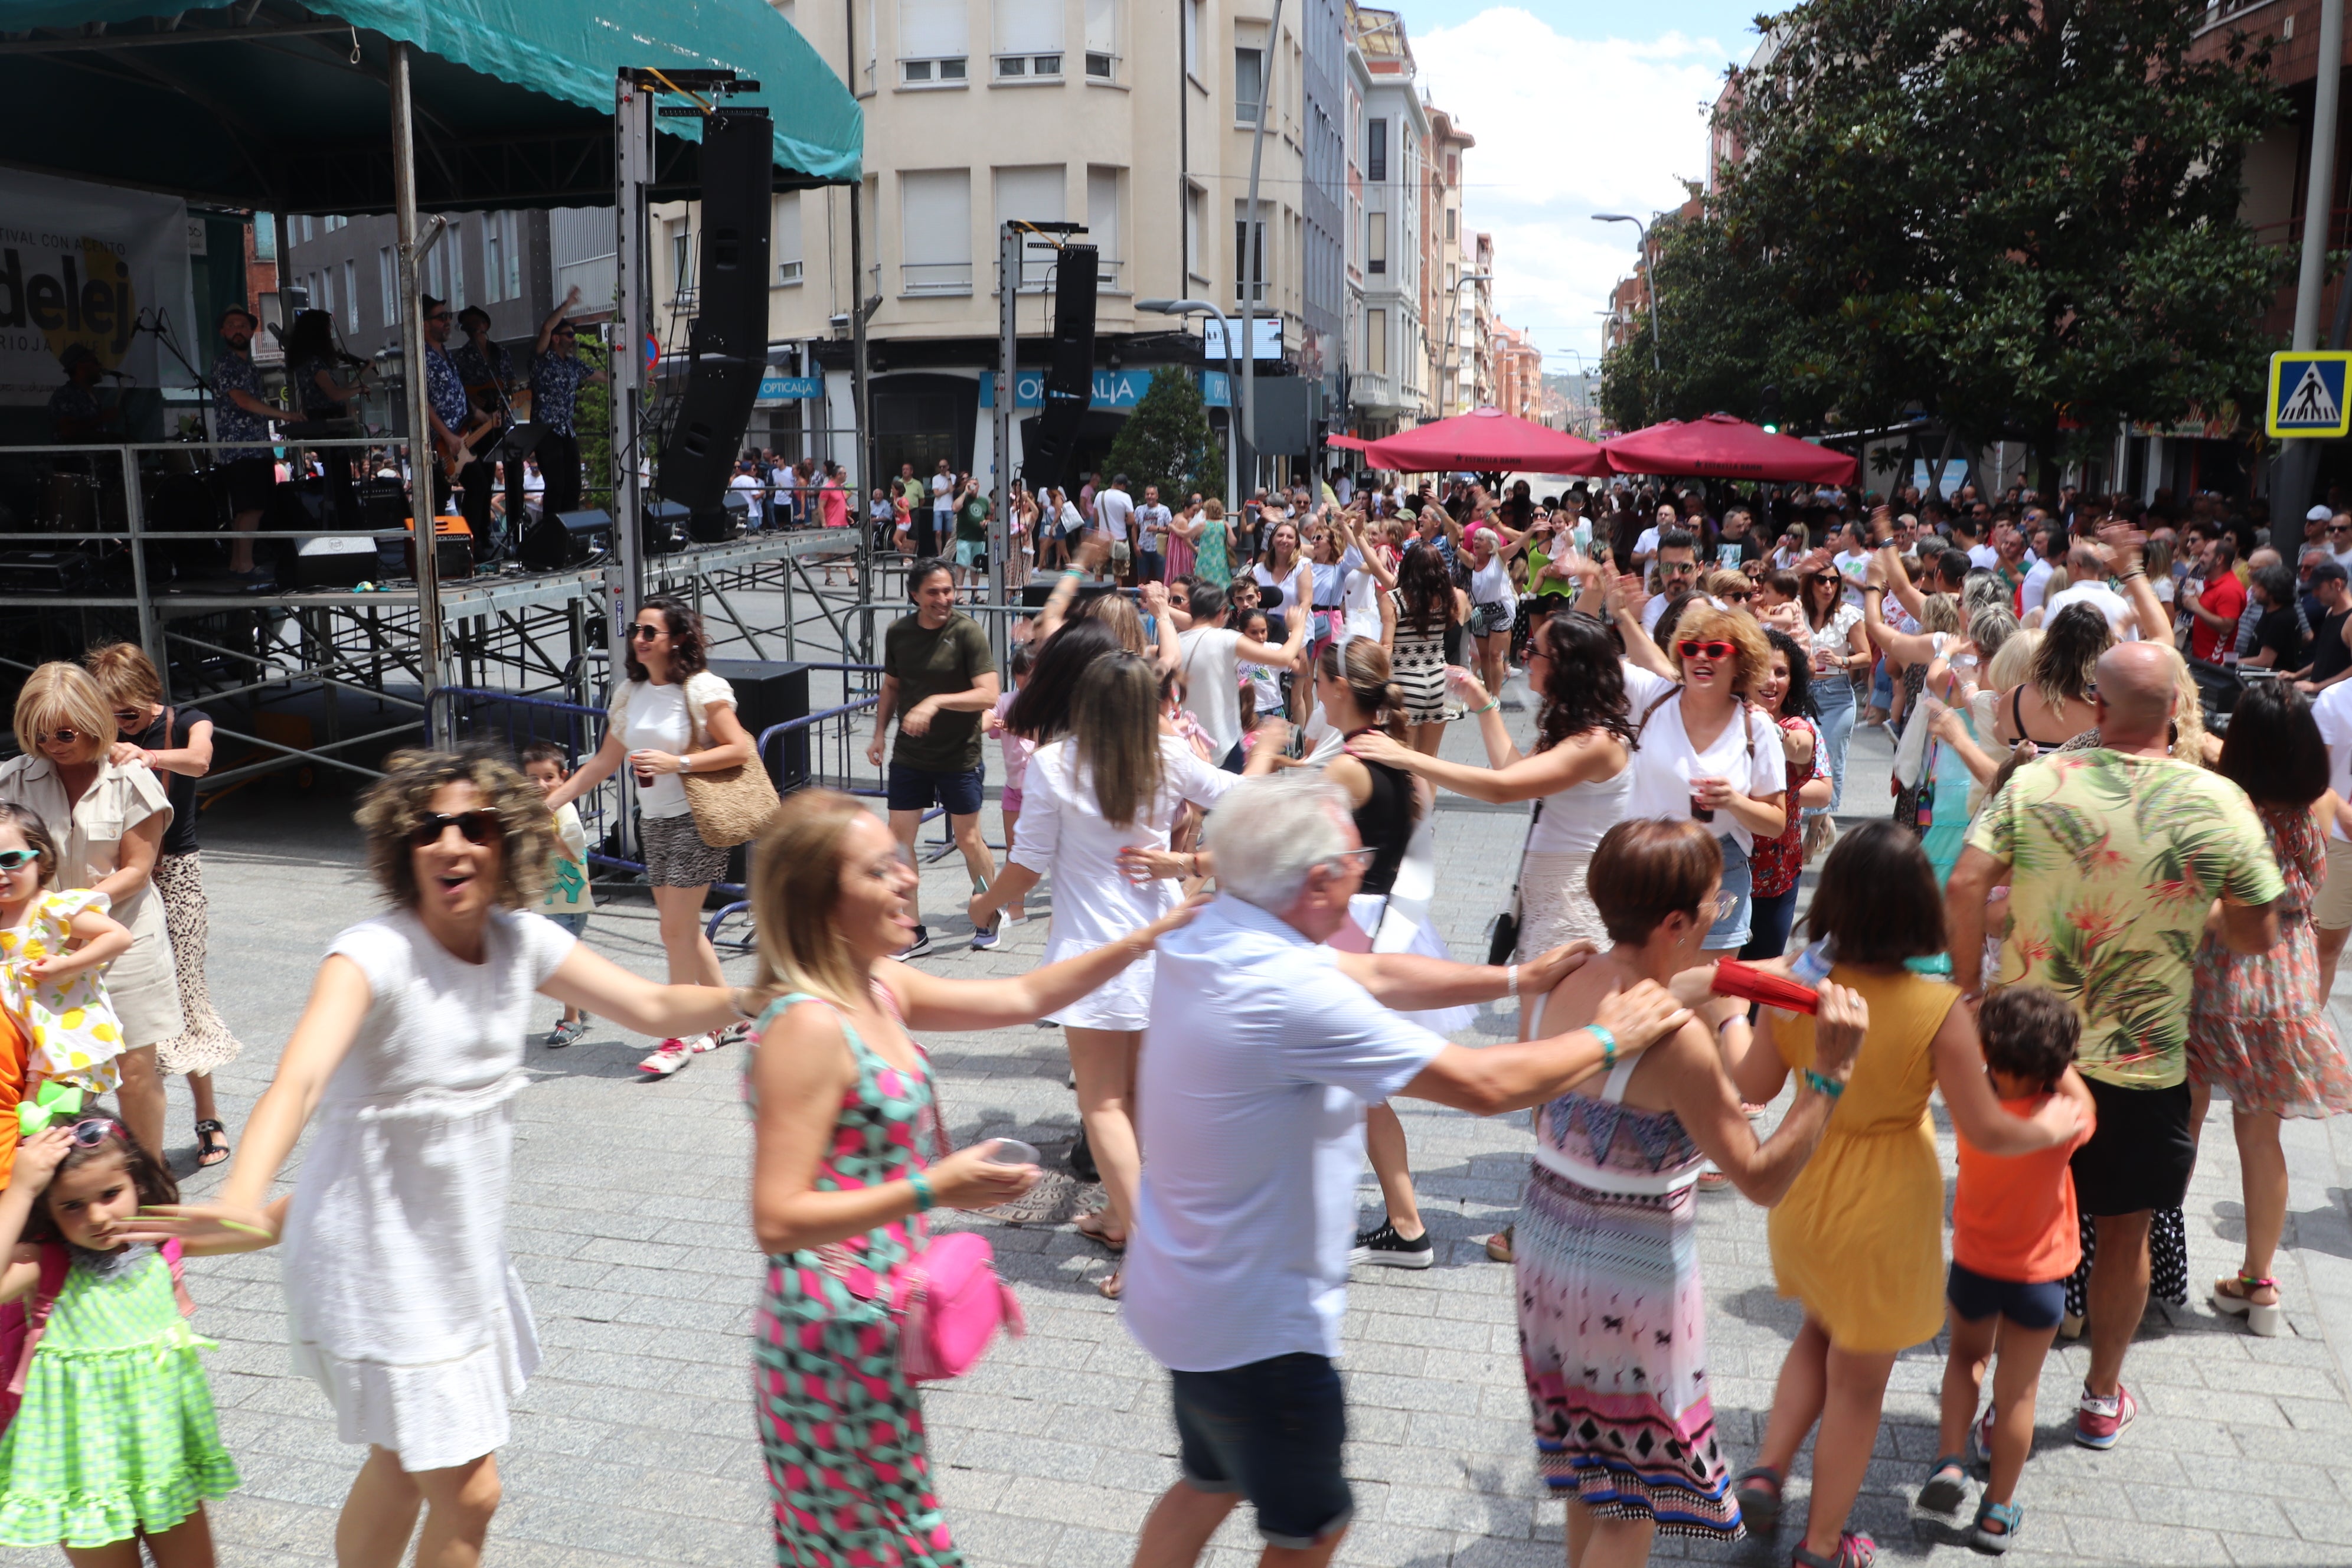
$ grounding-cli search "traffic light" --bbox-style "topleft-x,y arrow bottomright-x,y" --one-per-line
1759,384 -> 1782,434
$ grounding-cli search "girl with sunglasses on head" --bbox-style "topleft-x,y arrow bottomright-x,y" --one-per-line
0,801 -> 135,1131
1799,559 -> 1869,826
545,595 -> 756,1077
0,664 -> 179,1164
138,748 -> 763,1568
0,1110 -> 273,1564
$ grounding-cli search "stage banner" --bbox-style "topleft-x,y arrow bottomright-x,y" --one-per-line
0,167 -> 195,408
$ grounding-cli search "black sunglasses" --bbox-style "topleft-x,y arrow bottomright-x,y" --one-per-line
629,623 -> 671,641
409,811 -> 502,850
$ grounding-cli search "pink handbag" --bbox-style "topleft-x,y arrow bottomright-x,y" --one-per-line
822,1229 -> 1025,1381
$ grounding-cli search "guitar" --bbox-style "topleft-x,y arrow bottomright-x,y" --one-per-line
438,414 -> 504,485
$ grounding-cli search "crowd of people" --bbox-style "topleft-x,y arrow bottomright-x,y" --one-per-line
0,463 -> 2335,1568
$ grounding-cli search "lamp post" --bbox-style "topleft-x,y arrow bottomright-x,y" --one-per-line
1593,213 -> 1661,378
1138,297 -> 1242,505
1443,270 -> 1490,417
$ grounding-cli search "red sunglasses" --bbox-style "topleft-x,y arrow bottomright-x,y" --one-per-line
1677,639 -> 1737,662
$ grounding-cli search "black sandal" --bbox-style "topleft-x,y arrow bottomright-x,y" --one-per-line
194,1120 -> 231,1168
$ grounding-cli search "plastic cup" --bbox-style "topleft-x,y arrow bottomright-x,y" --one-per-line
982,1138 -> 1040,1168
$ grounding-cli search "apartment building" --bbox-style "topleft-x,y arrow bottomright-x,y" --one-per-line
277,210 -> 566,362
1489,318 -> 1541,422
1426,108 -> 1475,417
729,0 -> 1348,494
1342,3 -> 1427,439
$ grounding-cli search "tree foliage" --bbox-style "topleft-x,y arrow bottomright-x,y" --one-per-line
1604,0 -> 2287,475
1102,368 -> 1226,503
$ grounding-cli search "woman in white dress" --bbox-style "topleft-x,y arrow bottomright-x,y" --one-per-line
142,749 -> 753,1567
0,662 -> 181,1158
966,653 -> 1276,1291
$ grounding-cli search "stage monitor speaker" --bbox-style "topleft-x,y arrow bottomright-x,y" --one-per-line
643,499 -> 690,556
0,550 -> 96,594
521,508 -> 612,571
690,489 -> 749,544
403,515 -> 473,582
1023,243 -> 1099,497
290,534 -> 376,589
657,107 -> 772,517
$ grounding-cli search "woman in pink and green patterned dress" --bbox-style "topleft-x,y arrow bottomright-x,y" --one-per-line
741,790 -> 1197,1566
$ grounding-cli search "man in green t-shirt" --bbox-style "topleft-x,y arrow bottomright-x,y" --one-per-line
897,462 -> 932,555
865,558 -> 1000,956
952,479 -> 992,590
1949,641 -> 2281,1449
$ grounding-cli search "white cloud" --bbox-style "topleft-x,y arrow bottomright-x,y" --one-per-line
1415,8 -> 1736,375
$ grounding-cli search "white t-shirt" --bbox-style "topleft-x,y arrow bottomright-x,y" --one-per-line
608,670 -> 736,821
1621,664 -> 1786,854
1969,544 -> 2000,570
1177,626 -> 1247,757
1135,502 -> 1172,548
729,472 -> 763,524
932,473 -> 953,515
2316,682 -> 2352,842
2043,581 -> 2139,640
1097,486 -> 1136,541
1832,549 -> 1872,608
2020,557 -> 2056,615
1634,525 -> 1661,561
542,802 -> 593,912
1123,895 -> 1448,1371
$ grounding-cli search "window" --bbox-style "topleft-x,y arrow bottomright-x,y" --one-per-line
994,165 -> 1063,288
484,219 -> 507,306
775,192 -> 804,285
1234,201 -> 1265,302
668,218 -> 692,298
1447,153 -> 1458,184
1367,308 -> 1387,377
1234,44 -> 1263,123
379,246 -> 396,327
1185,185 -> 1206,279
900,168 -> 973,293
1367,118 -> 1387,182
1182,0 -> 1200,77
1087,166 -> 1122,287
1367,211 -> 1386,276
900,0 -> 968,82
1446,205 -> 1456,242
1084,0 -> 1115,77
994,0 -> 1060,76
448,219 -> 466,311
342,259 -> 358,332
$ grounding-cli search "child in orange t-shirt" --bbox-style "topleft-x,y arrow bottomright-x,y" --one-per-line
1919,986 -> 2096,1554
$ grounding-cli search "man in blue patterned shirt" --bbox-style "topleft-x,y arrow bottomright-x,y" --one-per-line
530,285 -> 607,517
213,305 -> 282,578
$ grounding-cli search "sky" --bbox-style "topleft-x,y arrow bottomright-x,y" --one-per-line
1411,0 -> 1765,381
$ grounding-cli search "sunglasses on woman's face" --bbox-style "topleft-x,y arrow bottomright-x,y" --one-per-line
630,623 -> 665,641
408,811 -> 502,850
112,709 -> 142,729
35,730 -> 83,747
1677,639 -> 1737,662
0,850 -> 37,872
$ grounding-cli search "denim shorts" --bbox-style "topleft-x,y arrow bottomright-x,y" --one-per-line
545,910 -> 590,939
1170,1353 -> 1352,1547
886,759 -> 986,816
1947,1260 -> 2066,1331
1700,833 -> 1753,952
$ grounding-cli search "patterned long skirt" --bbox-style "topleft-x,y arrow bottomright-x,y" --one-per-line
754,1257 -> 959,1567
149,852 -> 244,1077
1515,1162 -> 1739,1538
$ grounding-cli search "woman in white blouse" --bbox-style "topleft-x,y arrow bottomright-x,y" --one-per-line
0,662 -> 180,1157
1798,561 -> 1870,821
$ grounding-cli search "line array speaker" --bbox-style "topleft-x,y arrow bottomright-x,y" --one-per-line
1023,243 -> 1097,498
657,107 -> 773,517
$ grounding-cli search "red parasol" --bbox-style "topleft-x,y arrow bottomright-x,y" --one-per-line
1325,433 -> 1371,451
1603,413 -> 1858,485
1357,407 -> 1611,476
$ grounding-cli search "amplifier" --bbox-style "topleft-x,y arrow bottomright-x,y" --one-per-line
290,534 -> 377,589
402,515 -> 473,582
358,478 -> 409,531
0,549 -> 96,594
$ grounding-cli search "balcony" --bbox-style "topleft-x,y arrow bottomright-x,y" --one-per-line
901,262 -> 974,295
1001,257 -> 1125,294
1351,370 -> 1395,409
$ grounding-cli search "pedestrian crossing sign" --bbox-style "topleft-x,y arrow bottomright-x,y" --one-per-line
2268,351 -> 2352,437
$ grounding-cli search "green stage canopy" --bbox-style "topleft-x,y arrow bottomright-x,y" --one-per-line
0,0 -> 861,210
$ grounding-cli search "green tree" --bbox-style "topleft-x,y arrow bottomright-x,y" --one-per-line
1607,0 -> 2286,480
1102,368 -> 1226,503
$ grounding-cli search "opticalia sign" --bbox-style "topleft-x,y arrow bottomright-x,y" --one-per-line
979,368 -> 1233,410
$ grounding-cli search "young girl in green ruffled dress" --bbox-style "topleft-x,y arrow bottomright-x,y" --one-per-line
0,1113 -> 245,1564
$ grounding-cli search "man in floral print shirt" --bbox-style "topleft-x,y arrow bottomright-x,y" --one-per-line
1948,641 -> 2281,1452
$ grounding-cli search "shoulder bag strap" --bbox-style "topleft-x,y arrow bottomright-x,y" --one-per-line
9,1244 -> 71,1397
1631,685 -> 1684,749
1504,798 -> 1545,923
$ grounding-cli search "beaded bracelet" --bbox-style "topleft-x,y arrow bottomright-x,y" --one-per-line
1590,1025 -> 1619,1070
908,1170 -> 936,1211
1801,1068 -> 1845,1100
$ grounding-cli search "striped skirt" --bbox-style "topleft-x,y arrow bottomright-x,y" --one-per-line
1514,1160 -> 1738,1538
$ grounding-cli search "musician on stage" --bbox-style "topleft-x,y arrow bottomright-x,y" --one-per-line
48,344 -> 123,443
215,306 -> 282,582
530,286 -> 607,518
285,309 -> 367,528
452,306 -> 523,559
420,296 -> 495,534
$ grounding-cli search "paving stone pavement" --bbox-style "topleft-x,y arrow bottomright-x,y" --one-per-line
9,685 -> 2352,1567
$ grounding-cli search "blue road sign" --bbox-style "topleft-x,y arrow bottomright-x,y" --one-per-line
2269,351 -> 2352,439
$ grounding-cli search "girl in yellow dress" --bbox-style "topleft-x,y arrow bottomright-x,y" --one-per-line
1716,822 -> 2086,1568
0,804 -> 133,1107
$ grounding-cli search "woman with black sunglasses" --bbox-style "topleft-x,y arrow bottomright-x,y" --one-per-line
136,748 -> 757,1567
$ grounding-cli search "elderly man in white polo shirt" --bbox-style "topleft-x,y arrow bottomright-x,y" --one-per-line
1122,772 -> 1691,1567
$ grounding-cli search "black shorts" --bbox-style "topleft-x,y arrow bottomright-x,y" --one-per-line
223,455 -> 276,515
1947,1260 -> 2066,1331
1170,1353 -> 1351,1547
886,759 -> 985,817
2069,1076 -> 2196,1217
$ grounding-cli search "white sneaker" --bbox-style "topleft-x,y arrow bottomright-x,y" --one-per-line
638,1038 -> 693,1077
693,1021 -> 750,1053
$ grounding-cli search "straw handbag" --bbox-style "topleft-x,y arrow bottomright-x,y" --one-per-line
681,708 -> 780,848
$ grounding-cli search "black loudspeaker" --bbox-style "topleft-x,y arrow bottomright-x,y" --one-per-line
658,108 -> 773,517
358,477 -> 409,531
706,656 -> 812,898
521,508 -> 612,570
1024,244 -> 1098,497
690,489 -> 749,544
290,534 -> 377,588
643,499 -> 690,555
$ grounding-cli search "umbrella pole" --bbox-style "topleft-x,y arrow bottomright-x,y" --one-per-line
390,40 -> 445,741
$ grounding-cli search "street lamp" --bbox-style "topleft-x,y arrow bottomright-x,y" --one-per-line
1593,213 -> 1662,378
1138,298 -> 1242,505
1444,271 -> 1491,417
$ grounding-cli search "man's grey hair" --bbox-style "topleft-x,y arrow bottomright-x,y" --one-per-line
1203,772 -> 1351,912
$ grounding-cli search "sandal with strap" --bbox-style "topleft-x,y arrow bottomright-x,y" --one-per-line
1733,1465 -> 1784,1534
194,1119 -> 231,1169
1791,1531 -> 1875,1568
1971,1499 -> 2023,1556
1074,1209 -> 1127,1253
2212,1272 -> 2283,1337
1917,1455 -> 1969,1514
